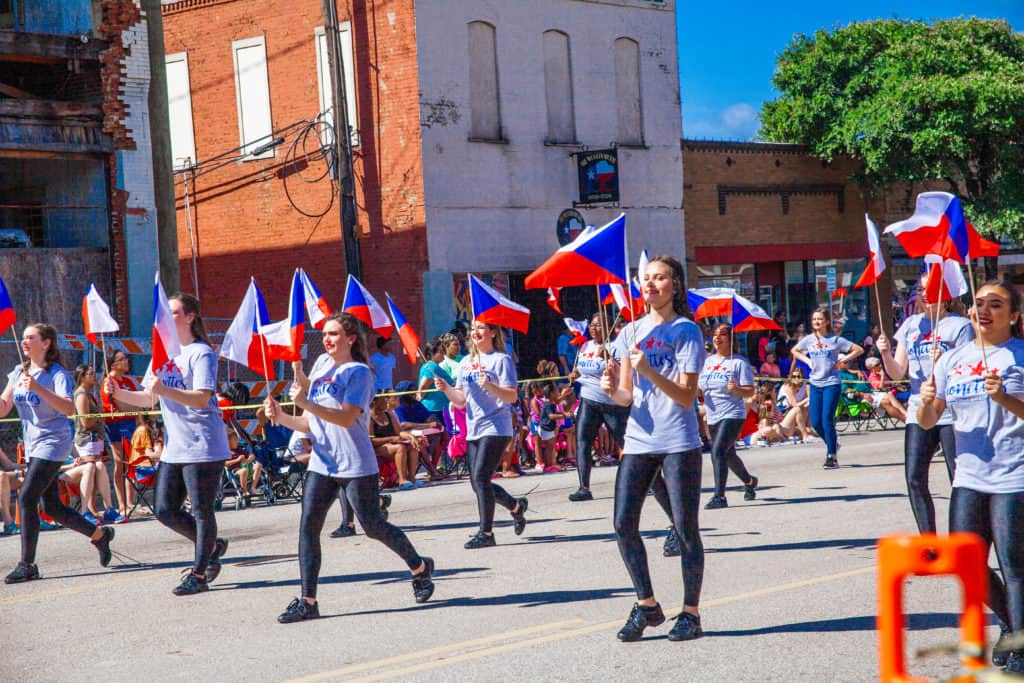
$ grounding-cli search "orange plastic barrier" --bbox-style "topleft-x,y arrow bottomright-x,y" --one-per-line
878,533 -> 988,683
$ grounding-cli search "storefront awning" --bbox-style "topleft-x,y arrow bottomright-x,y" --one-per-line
695,241 -> 866,265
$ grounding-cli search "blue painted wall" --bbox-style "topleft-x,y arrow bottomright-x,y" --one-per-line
20,0 -> 93,36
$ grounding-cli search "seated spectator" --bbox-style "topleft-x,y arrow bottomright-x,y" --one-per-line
72,364 -> 123,524
59,452 -> 114,526
776,367 -> 816,442
759,350 -> 781,379
286,427 -> 313,467
369,395 -> 421,491
394,380 -> 445,479
130,414 -> 163,467
225,429 -> 263,505
865,357 -> 907,422
754,393 -> 787,445
0,447 -> 25,535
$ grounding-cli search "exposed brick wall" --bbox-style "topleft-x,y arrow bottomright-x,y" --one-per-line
98,0 -> 143,150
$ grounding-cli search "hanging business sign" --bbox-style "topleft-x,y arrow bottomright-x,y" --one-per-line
575,148 -> 619,205
556,209 -> 586,246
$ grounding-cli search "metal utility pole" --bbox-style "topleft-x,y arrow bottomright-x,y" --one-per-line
321,0 -> 362,279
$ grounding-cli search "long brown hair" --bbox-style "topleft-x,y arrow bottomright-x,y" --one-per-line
324,312 -> 369,363
469,321 -> 507,358
168,293 -> 211,345
645,255 -> 691,317
22,323 -> 62,373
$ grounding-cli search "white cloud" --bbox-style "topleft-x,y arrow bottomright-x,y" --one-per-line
683,102 -> 761,140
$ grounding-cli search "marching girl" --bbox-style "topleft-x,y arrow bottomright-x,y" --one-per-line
264,313 -> 434,623
2,324 -> 115,583
105,294 -> 229,596
567,313 -> 629,502
876,275 -> 973,533
435,320 -> 528,549
698,324 -> 758,509
791,308 -> 864,469
601,255 -> 707,642
918,280 -> 1024,672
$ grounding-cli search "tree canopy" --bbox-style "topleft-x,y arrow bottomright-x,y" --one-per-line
760,18 -> 1024,241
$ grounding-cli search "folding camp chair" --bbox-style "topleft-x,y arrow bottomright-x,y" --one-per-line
125,455 -> 158,519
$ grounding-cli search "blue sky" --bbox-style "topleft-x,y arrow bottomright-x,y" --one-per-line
676,1 -> 1024,141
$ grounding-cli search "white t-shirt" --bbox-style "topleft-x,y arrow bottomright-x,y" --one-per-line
795,334 -> 853,387
575,340 -> 617,405
9,363 -> 73,462
150,342 -> 230,464
370,351 -> 396,391
612,315 -> 706,455
699,354 -> 754,424
305,355 -> 378,478
456,351 -> 517,440
893,313 -> 974,425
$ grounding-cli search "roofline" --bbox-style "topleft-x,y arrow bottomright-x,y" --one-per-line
681,139 -> 811,155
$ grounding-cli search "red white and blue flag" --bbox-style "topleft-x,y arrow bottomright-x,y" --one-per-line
0,276 -> 15,336
260,270 -> 305,362
853,214 -> 887,288
923,255 -> 968,305
342,275 -> 394,339
609,280 -> 645,322
298,268 -> 332,330
637,249 -> 650,300
731,294 -> 781,332
82,284 -> 119,347
884,192 -> 999,263
469,274 -> 530,333
220,278 -> 275,379
563,318 -> 589,346
524,213 -> 629,288
687,288 -> 735,319
151,272 -> 181,372
546,287 -> 562,314
385,293 -> 420,365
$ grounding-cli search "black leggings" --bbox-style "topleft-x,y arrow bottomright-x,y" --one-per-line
709,418 -> 752,498
19,458 -> 97,564
155,461 -> 223,576
300,471 -> 422,598
904,423 -> 956,533
574,398 -> 630,490
949,487 -> 1024,632
467,436 -> 517,533
614,449 -> 704,605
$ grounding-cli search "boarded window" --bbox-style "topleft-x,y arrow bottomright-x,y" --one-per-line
467,21 -> 502,140
165,52 -> 197,170
542,30 -> 575,143
315,23 -> 359,147
231,36 -> 274,158
614,37 -> 643,146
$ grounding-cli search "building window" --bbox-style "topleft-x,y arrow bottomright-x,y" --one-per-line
614,37 -> 643,146
165,52 -> 197,170
315,24 -> 359,147
0,0 -> 14,30
231,36 -> 274,159
467,21 -> 502,141
542,30 -> 576,144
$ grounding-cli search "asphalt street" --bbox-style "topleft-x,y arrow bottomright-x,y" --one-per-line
1,428 -> 996,682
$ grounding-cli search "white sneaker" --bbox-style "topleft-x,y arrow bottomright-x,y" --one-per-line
756,439 -> 768,448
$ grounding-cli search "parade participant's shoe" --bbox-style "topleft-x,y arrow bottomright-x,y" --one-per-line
206,538 -> 229,583
993,623 -> 1012,667
4,561 -> 40,584
278,598 -> 320,624
617,602 -> 665,642
92,526 -> 115,567
412,557 -> 435,603
569,488 -> 593,502
663,527 -> 681,557
823,456 -> 839,470
1005,650 -> 1024,674
330,524 -> 357,538
667,612 -> 704,641
744,476 -> 759,501
172,572 -> 209,596
704,496 -> 728,510
380,494 -> 392,510
512,498 -> 528,535
464,531 -> 496,549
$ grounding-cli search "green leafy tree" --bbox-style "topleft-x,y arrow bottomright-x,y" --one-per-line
760,18 -> 1024,241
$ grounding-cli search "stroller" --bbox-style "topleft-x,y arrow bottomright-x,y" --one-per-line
250,423 -> 306,502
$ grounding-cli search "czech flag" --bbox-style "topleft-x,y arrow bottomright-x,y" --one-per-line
853,214 -> 887,288
687,288 -> 736,319
731,294 -> 781,332
563,318 -> 589,346
0,276 -> 15,336
469,274 -> 530,333
609,280 -> 645,321
385,293 -> 420,365
151,272 -> 181,373
298,268 -> 332,330
884,192 -> 999,263
546,287 -> 562,314
260,270 -> 305,362
524,213 -> 629,288
342,275 -> 394,339
597,283 -> 617,306
220,278 -> 275,379
82,284 -> 119,347
923,255 -> 967,305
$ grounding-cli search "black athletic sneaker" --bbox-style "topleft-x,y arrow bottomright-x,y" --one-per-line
823,456 -> 839,469
206,538 -> 229,583
704,496 -> 728,510
464,531 -> 496,549
1005,650 -> 1024,674
994,623 -> 1012,667
568,488 -> 593,502
412,557 -> 435,603
4,561 -> 40,584
380,494 -> 392,510
278,597 -> 320,624
663,527 -> 681,557
512,497 -> 528,535
92,526 -> 115,567
616,602 -> 666,642
172,571 -> 209,596
668,612 -> 703,641
743,476 -> 759,501
330,524 -> 357,538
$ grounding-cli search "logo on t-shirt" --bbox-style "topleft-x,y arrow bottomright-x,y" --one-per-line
946,362 -> 997,400
13,389 -> 40,407
310,374 -> 342,401
158,360 -> 187,390
701,362 -> 731,387
950,361 -> 992,378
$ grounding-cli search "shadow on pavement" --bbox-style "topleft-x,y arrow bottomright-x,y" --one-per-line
402,518 -> 559,533
337,585 -> 636,616
755,492 -> 903,506
708,612 -> 959,636
706,537 -> 877,554
223,565 -> 490,592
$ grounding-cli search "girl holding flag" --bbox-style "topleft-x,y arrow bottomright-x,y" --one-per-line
435,320 -> 528,549
3,323 -> 116,584
698,323 -> 758,509
876,272 -> 973,533
791,308 -> 864,469
104,294 -> 230,596
600,255 -> 707,643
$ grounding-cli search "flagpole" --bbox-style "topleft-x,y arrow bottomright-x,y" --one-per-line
10,326 -> 23,365
928,262 -> 946,382
100,332 -> 110,378
965,255 -> 989,371
595,285 -> 610,360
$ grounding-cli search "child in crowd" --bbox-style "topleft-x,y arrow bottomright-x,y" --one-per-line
536,383 -> 569,473
225,429 -> 263,506
559,389 -> 578,467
